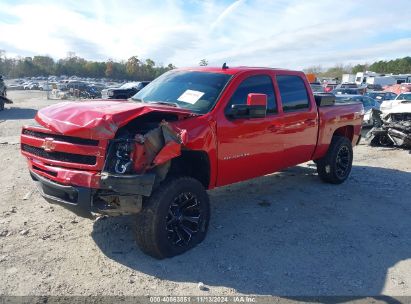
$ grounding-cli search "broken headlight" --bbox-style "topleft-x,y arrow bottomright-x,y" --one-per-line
114,141 -> 134,174
105,139 -> 135,174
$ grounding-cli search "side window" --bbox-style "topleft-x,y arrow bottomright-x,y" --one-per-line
227,75 -> 277,114
277,75 -> 310,112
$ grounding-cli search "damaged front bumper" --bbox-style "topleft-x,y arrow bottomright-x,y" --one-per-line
30,170 -> 155,218
23,117 -> 187,217
100,172 -> 155,196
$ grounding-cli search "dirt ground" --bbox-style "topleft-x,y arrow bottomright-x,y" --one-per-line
0,91 -> 410,298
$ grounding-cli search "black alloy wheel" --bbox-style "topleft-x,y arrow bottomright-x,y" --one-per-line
166,192 -> 201,247
335,145 -> 350,179
135,177 -> 210,259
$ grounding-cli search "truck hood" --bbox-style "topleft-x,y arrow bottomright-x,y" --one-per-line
35,100 -> 196,140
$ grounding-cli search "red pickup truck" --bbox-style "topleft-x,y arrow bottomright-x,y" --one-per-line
21,66 -> 363,258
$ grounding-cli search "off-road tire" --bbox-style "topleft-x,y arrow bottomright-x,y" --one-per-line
135,177 -> 210,259
0,99 -> 4,111
316,136 -> 353,184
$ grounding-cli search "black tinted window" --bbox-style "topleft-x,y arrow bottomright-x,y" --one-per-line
277,75 -> 309,112
227,75 -> 276,113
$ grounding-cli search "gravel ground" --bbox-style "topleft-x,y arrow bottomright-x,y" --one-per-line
0,91 -> 410,298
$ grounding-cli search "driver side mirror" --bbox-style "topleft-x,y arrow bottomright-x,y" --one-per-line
227,93 -> 267,119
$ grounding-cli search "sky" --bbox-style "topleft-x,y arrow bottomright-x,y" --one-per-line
0,0 -> 411,69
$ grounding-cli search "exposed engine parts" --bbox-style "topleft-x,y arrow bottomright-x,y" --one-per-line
94,120 -> 187,216
105,120 -> 186,176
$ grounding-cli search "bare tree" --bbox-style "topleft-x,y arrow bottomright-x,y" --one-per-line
199,59 -> 208,66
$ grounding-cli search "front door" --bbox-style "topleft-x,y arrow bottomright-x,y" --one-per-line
216,74 -> 286,186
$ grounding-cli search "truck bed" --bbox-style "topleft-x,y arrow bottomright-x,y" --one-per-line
313,102 -> 363,160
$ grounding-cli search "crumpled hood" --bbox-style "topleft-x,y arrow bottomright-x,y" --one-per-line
35,100 -> 195,140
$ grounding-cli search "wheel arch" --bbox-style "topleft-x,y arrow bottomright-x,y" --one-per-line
167,150 -> 210,189
333,125 -> 354,142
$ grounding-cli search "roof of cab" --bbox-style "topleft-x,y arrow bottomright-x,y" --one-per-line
176,66 -> 298,76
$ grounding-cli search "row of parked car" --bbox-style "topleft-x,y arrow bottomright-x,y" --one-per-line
7,77 -> 151,100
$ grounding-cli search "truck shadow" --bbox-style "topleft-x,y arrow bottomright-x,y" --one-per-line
0,107 -> 37,120
92,165 -> 411,298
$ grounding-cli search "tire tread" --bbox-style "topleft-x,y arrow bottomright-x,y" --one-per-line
135,176 -> 209,259
316,136 -> 353,184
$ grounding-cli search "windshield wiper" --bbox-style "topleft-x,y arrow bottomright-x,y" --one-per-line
146,101 -> 180,108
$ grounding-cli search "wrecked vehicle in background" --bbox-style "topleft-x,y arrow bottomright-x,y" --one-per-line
21,67 -> 363,259
366,100 -> 411,149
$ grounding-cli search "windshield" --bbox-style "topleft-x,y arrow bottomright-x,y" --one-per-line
131,70 -> 231,114
396,93 -> 411,101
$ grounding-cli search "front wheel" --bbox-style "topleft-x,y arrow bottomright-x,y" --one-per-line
135,177 -> 210,259
316,136 -> 353,184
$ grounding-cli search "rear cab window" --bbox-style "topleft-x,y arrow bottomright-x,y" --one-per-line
276,75 -> 310,112
226,75 -> 277,114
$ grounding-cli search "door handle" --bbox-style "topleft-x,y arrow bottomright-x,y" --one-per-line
304,119 -> 316,126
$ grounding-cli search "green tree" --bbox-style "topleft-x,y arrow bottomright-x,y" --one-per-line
0,51 -> 175,80
351,64 -> 368,74
105,60 -> 114,78
319,64 -> 351,79
126,56 -> 141,78
33,56 -> 55,75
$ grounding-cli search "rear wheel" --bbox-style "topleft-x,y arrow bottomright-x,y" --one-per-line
316,136 -> 353,184
135,177 -> 210,259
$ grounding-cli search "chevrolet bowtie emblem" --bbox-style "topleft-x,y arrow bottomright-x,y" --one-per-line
41,138 -> 56,152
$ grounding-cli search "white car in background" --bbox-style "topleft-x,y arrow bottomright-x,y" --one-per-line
38,83 -> 54,91
380,92 -> 411,113
23,82 -> 39,90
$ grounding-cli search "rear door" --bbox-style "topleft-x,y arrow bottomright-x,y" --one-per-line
274,74 -> 318,167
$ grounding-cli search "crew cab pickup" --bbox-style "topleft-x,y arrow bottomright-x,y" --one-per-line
21,67 -> 363,258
